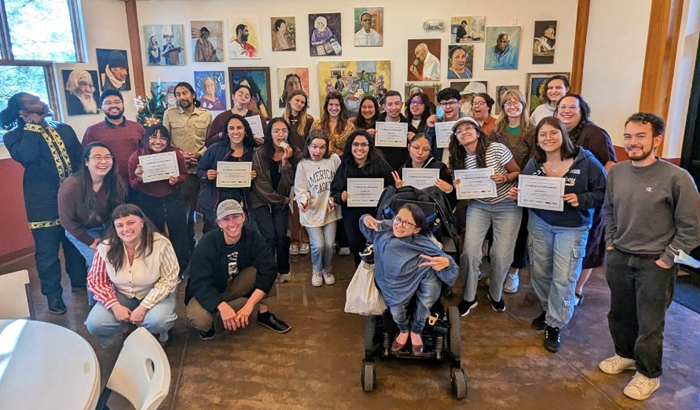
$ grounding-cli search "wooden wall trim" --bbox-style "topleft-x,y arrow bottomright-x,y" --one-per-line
125,0 -> 145,98
570,0 -> 591,93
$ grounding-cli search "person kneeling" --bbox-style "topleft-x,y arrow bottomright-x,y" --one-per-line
360,204 -> 458,356
185,199 -> 291,340
85,204 -> 179,346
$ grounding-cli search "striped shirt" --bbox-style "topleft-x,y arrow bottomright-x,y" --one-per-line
464,142 -> 516,204
87,233 -> 180,310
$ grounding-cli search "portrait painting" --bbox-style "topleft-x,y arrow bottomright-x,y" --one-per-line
450,80 -> 487,116
308,13 -> 342,56
317,60 -> 390,117
527,72 -> 569,114
404,82 -> 441,104
96,48 -> 131,91
194,71 -> 226,111
277,67 -> 310,108
495,85 -> 520,115
143,25 -> 186,66
229,17 -> 261,59
191,21 -> 224,62
533,21 -> 557,64
62,70 -> 100,116
407,39 -> 441,81
450,16 -> 485,43
447,45 -> 473,79
354,7 -> 383,47
270,17 -> 296,51
228,67 -> 271,119
150,81 -> 180,109
484,26 -> 520,70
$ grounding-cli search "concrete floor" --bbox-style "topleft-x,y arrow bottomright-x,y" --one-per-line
2,249 -> 699,410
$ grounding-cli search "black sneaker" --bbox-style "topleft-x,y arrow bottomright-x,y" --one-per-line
531,311 -> 546,331
47,294 -> 67,315
256,312 -> 292,333
457,299 -> 478,316
198,326 -> 216,341
487,293 -> 506,312
544,325 -> 561,352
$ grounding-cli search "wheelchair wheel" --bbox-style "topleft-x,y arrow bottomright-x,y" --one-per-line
365,316 -> 377,353
451,367 -> 468,399
448,306 -> 461,358
361,360 -> 376,392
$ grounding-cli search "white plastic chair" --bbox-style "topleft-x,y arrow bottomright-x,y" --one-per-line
95,327 -> 171,410
0,270 -> 34,319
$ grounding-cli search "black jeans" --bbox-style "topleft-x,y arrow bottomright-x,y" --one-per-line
181,174 -> 199,251
252,205 -> 290,274
31,225 -> 87,297
606,249 -> 677,378
342,206 -> 373,268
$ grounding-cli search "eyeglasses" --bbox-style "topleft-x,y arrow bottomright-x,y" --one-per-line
394,216 -> 416,229
409,100 -> 423,105
504,101 -> 522,108
352,142 -> 370,148
103,100 -> 122,107
439,100 -> 459,107
89,155 -> 114,163
471,101 -> 486,107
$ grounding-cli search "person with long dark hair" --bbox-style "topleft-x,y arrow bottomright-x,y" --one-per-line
2,92 -> 86,314
353,95 -> 380,134
209,84 -> 268,147
85,204 -> 179,346
311,91 -> 355,156
405,92 -> 433,132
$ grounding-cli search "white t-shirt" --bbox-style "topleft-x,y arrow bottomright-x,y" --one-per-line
529,103 -> 556,127
294,154 -> 342,227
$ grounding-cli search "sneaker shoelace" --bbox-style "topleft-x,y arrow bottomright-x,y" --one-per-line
629,374 -> 653,391
608,356 -> 631,369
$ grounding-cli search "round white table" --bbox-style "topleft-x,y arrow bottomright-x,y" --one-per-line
0,319 -> 101,410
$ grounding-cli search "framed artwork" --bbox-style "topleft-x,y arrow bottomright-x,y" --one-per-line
317,60 -> 390,117
447,45 -> 473,79
450,16 -> 485,44
270,17 -> 296,51
191,21 -> 224,62
450,80 -> 487,116
229,17 -> 261,59
495,85 -> 520,115
404,82 -> 441,104
96,48 -> 130,91
527,72 -> 569,114
484,26 -> 520,70
228,67 -> 271,119
308,13 -> 342,56
354,7 -> 383,47
62,70 -> 100,116
407,39 -> 441,81
194,71 -> 226,111
277,67 -> 310,108
143,25 -> 186,66
150,81 -> 180,109
533,21 -> 557,64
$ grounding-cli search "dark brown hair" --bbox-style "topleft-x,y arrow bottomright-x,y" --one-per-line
321,91 -> 349,135
532,116 -> 578,163
302,129 -> 331,160
104,204 -> 157,272
448,122 -> 490,169
80,142 -> 127,225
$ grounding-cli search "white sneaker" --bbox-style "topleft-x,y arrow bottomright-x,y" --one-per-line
289,244 -> 299,255
299,243 -> 310,255
623,372 -> 660,401
311,271 -> 323,287
278,273 -> 294,283
503,272 -> 520,294
322,270 -> 336,285
339,247 -> 351,256
599,354 -> 636,375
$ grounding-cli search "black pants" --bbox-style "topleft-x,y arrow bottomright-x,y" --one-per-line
606,249 -> 677,378
181,174 -> 199,251
31,225 -> 87,297
252,205 -> 290,275
342,206 -> 373,268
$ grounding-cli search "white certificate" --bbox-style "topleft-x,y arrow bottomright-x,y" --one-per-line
435,121 -> 456,148
216,161 -> 252,188
402,168 -> 440,190
347,178 -> 384,207
453,168 -> 497,200
375,122 -> 408,147
517,174 -> 565,211
138,151 -> 179,183
246,115 -> 264,139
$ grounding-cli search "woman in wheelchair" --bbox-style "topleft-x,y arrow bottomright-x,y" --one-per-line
361,203 -> 458,356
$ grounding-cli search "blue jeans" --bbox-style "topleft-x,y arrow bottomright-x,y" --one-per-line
64,227 -> 105,269
462,200 -> 522,302
85,290 -> 178,346
528,211 -> 589,329
389,273 -> 441,334
306,221 -> 337,274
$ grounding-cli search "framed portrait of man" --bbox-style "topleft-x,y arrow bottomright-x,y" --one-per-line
62,70 -> 100,116
191,21 -> 224,62
96,48 -> 131,91
354,8 -> 383,47
533,21 -> 557,64
229,17 -> 262,59
484,27 -> 520,70
407,39 -> 441,81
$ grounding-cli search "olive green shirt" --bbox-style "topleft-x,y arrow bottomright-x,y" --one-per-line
163,106 -> 212,173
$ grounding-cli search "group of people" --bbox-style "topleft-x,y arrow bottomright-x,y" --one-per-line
2,72 -> 698,401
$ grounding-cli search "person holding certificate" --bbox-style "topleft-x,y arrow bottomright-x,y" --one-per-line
128,125 -> 189,274
250,118 -> 302,284
207,84 -> 268,147
352,95 -> 380,135
448,117 -> 521,316
375,90 -> 420,171
330,130 -> 394,267
197,114 -> 257,228
311,91 -> 355,157
405,92 -> 434,133
425,87 -> 469,161
506,117 -> 606,353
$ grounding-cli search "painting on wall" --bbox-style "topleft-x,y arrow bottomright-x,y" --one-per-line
229,17 -> 261,59
533,20 -> 557,64
450,80 -> 487,116
191,21 -> 224,62
447,45 -> 473,79
194,71 -> 226,111
527,72 -> 569,114
318,60 -> 390,117
143,25 -> 186,66
270,17 -> 296,51
96,48 -> 131,91
62,70 -> 100,116
277,67 -> 310,108
404,82 -> 441,104
150,81 -> 180,109
407,39 -> 441,81
484,26 -> 520,70
450,16 -> 485,43
354,7 -> 383,47
495,85 -> 520,115
228,67 -> 271,119
308,13 -> 342,56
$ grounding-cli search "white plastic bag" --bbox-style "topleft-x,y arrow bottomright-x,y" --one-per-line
344,261 -> 387,316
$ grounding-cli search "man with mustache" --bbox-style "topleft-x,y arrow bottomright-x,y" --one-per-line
230,24 -> 258,58
64,70 -> 99,115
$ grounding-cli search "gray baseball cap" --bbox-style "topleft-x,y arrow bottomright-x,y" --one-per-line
217,199 -> 244,220
451,117 -> 481,133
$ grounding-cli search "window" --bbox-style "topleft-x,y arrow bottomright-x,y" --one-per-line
0,65 -> 53,141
